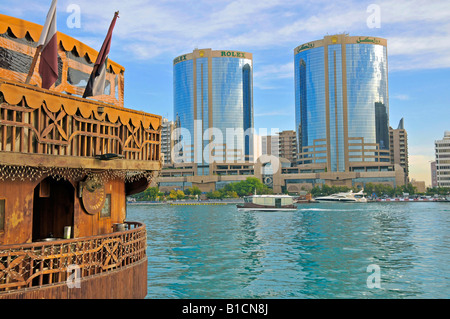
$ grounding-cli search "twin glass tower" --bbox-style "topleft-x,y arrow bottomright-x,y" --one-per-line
173,34 -> 390,176
173,48 -> 253,175
294,34 -> 390,173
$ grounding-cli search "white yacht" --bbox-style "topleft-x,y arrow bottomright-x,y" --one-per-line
237,194 -> 297,211
314,190 -> 367,203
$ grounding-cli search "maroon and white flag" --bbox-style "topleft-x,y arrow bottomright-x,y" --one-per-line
37,0 -> 58,89
83,11 -> 119,98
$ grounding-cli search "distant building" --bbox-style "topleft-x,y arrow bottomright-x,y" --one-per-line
253,133 -> 263,163
161,48 -> 254,191
389,118 -> 409,184
278,130 -> 297,165
161,118 -> 175,165
158,162 -> 255,193
158,35 -> 409,193
291,34 -> 404,188
173,48 -> 254,171
261,135 -> 279,158
261,130 -> 297,165
431,161 -> 438,187
411,179 -> 426,193
294,34 -> 390,172
435,131 -> 450,187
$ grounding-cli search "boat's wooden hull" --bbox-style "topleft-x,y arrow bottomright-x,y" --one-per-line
0,257 -> 147,299
0,222 -> 148,299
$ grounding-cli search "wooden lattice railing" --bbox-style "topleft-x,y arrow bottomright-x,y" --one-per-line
0,80 -> 161,165
0,221 -> 146,293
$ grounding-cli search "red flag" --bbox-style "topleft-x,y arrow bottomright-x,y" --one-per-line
37,0 -> 58,89
83,11 -> 119,98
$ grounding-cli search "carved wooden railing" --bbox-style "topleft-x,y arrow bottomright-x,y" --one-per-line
0,80 -> 161,168
0,221 -> 146,293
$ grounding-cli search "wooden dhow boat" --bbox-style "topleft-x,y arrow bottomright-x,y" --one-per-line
0,13 -> 161,299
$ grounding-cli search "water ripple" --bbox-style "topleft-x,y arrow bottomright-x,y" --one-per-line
129,202 -> 450,299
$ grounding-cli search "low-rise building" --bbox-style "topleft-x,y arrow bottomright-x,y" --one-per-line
158,160 -> 405,194
435,131 -> 450,187
411,179 -> 427,193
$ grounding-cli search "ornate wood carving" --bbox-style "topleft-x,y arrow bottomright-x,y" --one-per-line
0,81 -> 161,165
81,182 -> 106,215
0,222 -> 146,293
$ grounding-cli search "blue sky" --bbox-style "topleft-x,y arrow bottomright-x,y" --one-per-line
1,0 -> 449,185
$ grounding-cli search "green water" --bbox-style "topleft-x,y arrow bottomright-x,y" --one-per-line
126,202 -> 450,299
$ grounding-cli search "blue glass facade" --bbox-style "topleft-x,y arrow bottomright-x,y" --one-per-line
173,59 -> 194,163
346,43 -> 389,151
295,47 -> 326,165
243,64 -> 252,157
173,49 -> 253,173
294,35 -> 389,172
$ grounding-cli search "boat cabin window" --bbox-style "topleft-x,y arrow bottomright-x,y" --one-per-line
244,197 -> 251,203
275,198 -> 282,208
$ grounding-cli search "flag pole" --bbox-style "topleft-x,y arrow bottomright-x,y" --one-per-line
26,0 -> 58,88
25,45 -> 43,84
83,10 -> 119,98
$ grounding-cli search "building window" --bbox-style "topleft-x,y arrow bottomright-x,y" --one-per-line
299,58 -> 307,150
0,199 -> 5,232
243,63 -> 252,157
100,194 -> 111,218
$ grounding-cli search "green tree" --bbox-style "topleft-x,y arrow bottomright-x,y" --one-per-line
169,190 -> 178,200
190,186 -> 202,196
176,190 -> 185,199
426,187 -> 450,196
169,189 -> 185,200
206,190 -> 223,199
202,177 -> 273,198
225,191 -> 239,198
230,177 -> 272,196
146,187 -> 160,201
393,186 -> 403,197
364,183 -> 375,197
402,183 -> 417,195
310,185 -> 323,197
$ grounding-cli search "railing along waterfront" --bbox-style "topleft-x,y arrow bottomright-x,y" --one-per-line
0,222 -> 146,293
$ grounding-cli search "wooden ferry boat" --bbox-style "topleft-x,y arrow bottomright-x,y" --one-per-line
0,14 -> 161,298
237,195 -> 297,212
